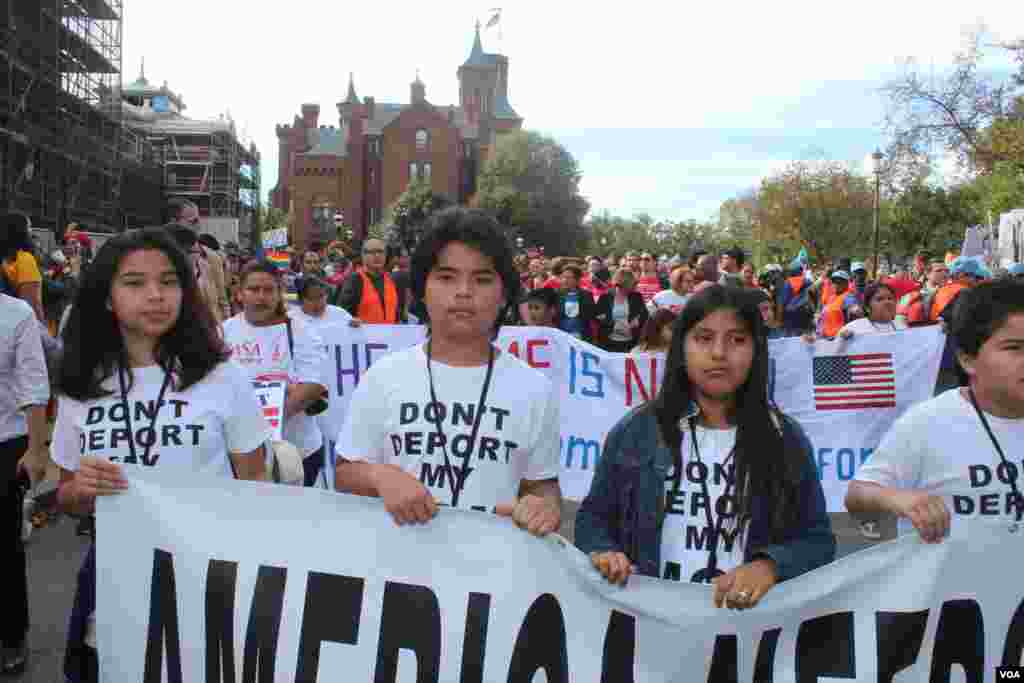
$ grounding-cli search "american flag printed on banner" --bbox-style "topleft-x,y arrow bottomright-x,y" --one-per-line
813,353 -> 896,410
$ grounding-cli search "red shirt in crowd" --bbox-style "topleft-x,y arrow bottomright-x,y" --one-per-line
635,274 -> 662,303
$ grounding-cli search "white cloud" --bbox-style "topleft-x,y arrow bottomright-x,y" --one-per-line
119,0 -> 1023,220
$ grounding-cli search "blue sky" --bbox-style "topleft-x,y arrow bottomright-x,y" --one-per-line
120,1 -> 1022,224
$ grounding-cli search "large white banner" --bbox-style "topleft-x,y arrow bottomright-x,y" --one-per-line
98,468 -> 1024,682
313,325 -> 944,510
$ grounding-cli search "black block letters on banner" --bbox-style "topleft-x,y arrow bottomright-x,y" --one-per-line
374,581 -> 442,683
143,549 -> 183,683
930,599 -> 984,683
241,565 -> 287,683
460,593 -> 491,683
205,560 -> 238,683
875,610 -> 928,683
601,610 -> 636,683
704,628 -> 780,683
795,612 -> 855,683
1002,596 -> 1024,669
507,594 -> 569,683
295,572 -> 364,682
141,547 -> 1024,682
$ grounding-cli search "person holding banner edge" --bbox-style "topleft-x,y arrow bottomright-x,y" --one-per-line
576,285 -> 835,609
846,278 -> 1024,542
223,261 -> 329,487
334,208 -> 562,535
50,228 -> 270,682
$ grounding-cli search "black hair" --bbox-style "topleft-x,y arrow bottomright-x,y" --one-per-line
58,228 -> 228,401
165,223 -> 198,249
0,211 -> 34,262
688,249 -> 708,268
637,308 -> 678,351
165,197 -> 198,224
561,264 -> 584,280
650,285 -> 805,541
410,207 -> 521,334
523,287 -> 559,309
953,279 -> 1024,357
197,233 -> 221,251
723,246 -> 745,267
240,260 -> 287,317
862,282 -> 895,317
297,276 -> 328,300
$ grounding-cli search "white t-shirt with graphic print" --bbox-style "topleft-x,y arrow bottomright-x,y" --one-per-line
336,344 -> 560,512
50,361 -> 270,478
856,388 -> 1024,535
222,314 -> 327,457
660,425 -> 744,583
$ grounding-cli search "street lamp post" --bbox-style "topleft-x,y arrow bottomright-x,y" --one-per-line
871,149 -> 884,280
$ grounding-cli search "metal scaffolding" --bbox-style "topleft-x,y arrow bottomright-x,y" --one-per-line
0,0 -> 163,234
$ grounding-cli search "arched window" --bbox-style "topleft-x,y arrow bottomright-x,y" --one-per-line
415,129 -> 429,152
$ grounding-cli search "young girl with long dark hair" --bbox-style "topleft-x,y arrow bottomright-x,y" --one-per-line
52,228 -> 270,681
576,285 -> 834,609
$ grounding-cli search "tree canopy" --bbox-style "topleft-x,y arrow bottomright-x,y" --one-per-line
473,130 -> 590,256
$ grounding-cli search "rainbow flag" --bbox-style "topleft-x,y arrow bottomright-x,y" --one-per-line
266,251 -> 291,268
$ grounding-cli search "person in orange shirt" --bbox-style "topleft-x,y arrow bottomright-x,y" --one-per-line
1,213 -> 45,323
333,238 -> 407,326
815,270 -> 860,338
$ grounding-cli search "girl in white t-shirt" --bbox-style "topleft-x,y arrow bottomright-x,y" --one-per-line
838,282 -> 907,341
53,228 -> 270,683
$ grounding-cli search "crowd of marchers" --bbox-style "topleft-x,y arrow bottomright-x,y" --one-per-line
1,204 -> 1022,678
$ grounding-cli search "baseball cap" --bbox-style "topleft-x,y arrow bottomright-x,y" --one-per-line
950,257 -> 990,279
850,261 -> 866,273
830,270 -> 851,281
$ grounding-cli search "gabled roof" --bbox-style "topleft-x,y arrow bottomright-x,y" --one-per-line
462,22 -> 501,68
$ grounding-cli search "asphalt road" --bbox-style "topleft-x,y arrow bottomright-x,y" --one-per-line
11,501 -> 891,681
14,513 -> 90,683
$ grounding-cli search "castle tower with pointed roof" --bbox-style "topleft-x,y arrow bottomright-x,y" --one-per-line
271,24 -> 523,250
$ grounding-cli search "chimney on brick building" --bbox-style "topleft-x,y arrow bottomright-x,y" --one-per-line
365,96 -> 375,120
301,103 -> 319,129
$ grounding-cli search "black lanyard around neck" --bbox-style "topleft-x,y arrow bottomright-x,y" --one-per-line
967,387 -> 1023,523
425,340 -> 495,508
117,364 -> 172,466
668,417 -> 736,583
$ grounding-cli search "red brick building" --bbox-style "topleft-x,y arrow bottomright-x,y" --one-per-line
271,24 -> 523,250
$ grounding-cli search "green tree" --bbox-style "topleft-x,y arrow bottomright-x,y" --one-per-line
752,159 -> 875,265
882,183 -> 977,260
383,180 -> 454,252
474,130 -> 590,256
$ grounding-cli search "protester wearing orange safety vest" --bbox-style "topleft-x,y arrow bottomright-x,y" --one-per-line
816,270 -> 859,338
333,238 -> 407,326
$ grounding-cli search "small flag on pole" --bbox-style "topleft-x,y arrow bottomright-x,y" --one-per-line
486,8 -> 501,28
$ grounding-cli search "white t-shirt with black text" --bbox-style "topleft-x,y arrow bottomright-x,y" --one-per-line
660,425 -> 744,583
222,314 -> 327,457
50,361 -> 271,478
856,388 -> 1024,535
336,344 -> 561,512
